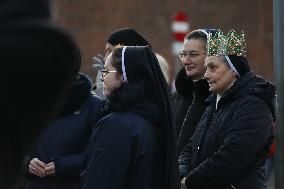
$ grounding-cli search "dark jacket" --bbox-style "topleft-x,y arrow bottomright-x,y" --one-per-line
173,68 -> 194,136
23,74 -> 102,189
173,68 -> 210,155
81,109 -> 162,189
179,72 -> 275,189
177,79 -> 210,155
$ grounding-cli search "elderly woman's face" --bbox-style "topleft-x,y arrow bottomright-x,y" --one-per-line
101,53 -> 122,97
204,56 -> 237,94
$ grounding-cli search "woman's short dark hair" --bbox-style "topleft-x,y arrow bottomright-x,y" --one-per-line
110,46 -> 123,76
185,30 -> 207,43
185,29 -> 217,50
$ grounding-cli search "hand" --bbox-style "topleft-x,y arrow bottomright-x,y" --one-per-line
44,161 -> 56,176
29,158 -> 46,177
181,177 -> 188,189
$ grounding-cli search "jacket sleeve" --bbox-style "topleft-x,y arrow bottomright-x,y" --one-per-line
53,153 -> 84,178
21,155 -> 35,178
81,118 -> 133,189
185,96 -> 273,188
178,140 -> 193,179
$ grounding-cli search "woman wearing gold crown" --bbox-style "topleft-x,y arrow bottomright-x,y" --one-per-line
178,29 -> 276,189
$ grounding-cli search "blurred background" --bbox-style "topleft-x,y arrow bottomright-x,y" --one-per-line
52,0 -> 273,86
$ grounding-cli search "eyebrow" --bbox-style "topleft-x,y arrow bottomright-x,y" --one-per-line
205,61 -> 214,67
182,50 -> 199,53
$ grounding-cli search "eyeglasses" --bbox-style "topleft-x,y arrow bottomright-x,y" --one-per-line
178,51 -> 206,60
100,68 -> 117,80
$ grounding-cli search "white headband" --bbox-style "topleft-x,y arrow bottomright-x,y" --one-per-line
121,46 -> 128,81
199,29 -> 209,38
225,55 -> 240,77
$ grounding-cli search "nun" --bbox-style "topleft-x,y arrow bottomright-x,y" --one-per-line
81,46 -> 179,189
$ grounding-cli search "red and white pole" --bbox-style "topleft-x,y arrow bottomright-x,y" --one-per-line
172,11 -> 190,55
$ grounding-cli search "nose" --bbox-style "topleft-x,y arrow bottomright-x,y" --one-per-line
203,69 -> 210,80
182,56 -> 193,65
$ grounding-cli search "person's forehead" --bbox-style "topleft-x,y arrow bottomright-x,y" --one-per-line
105,53 -> 113,67
183,38 -> 205,51
105,42 -> 114,50
205,56 -> 222,66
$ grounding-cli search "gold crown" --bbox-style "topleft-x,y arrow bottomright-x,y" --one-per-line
207,29 -> 247,57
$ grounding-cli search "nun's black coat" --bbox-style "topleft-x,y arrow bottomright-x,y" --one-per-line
81,107 -> 162,189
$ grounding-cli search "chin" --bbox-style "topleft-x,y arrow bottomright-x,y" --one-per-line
209,88 -> 215,93
185,71 -> 191,77
187,72 -> 201,79
186,71 -> 195,77
103,89 -> 109,97
209,87 -> 217,93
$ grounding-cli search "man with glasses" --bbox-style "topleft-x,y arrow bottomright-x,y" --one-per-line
173,29 -> 217,155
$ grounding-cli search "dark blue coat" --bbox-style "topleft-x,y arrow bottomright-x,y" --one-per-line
23,74 -> 102,189
179,73 -> 275,189
81,111 -> 163,189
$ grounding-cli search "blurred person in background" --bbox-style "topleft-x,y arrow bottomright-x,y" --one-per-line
91,56 -> 105,98
0,0 -> 82,188
156,53 -> 170,85
104,27 -> 152,59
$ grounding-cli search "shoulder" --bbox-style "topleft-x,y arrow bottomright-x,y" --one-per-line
172,91 -> 194,105
100,112 -> 150,127
234,94 -> 268,111
77,93 -> 104,122
87,92 -> 103,104
80,92 -> 102,110
227,95 -> 273,128
90,113 -> 143,144
96,112 -> 155,137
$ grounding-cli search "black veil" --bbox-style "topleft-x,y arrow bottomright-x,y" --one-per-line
122,46 -> 180,189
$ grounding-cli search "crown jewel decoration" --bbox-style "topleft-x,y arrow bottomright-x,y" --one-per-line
207,29 -> 247,57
